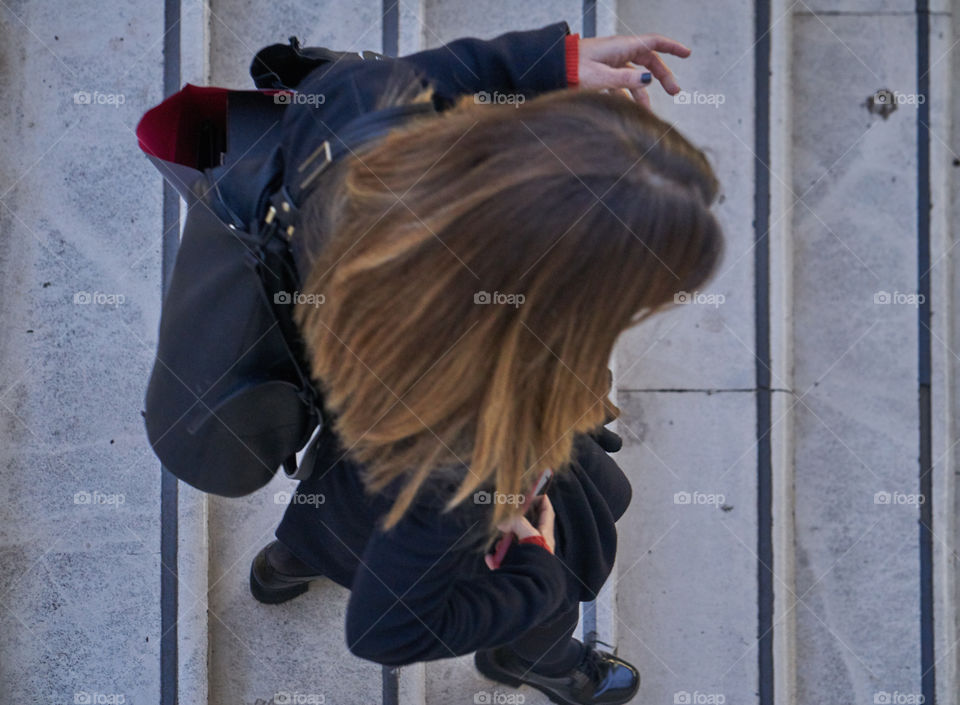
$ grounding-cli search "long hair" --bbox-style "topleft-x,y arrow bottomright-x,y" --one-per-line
294,80 -> 724,545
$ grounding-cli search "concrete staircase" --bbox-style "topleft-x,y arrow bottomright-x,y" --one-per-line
0,1 -> 957,704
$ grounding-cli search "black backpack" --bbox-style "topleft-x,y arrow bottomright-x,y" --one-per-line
139,39 -> 437,496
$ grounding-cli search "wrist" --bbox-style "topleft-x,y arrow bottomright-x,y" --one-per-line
564,33 -> 580,87
518,534 -> 553,554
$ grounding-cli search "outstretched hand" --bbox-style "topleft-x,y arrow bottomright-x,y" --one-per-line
578,34 -> 691,108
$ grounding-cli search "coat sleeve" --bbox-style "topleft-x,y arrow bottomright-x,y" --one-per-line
344,501 -> 570,665
397,21 -> 572,99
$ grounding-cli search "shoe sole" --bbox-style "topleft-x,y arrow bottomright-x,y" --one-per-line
474,650 -> 640,705
248,562 -> 311,605
475,650 -> 580,705
474,649 -> 523,688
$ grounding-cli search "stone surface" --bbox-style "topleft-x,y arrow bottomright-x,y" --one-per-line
798,1 -> 952,15
0,0 -> 165,703
177,484 -> 210,705
929,10 -> 959,702
176,4 -> 212,703
614,391 -> 759,704
790,11 -> 923,703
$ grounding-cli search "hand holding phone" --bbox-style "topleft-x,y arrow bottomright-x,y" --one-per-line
526,495 -> 556,552
485,469 -> 555,570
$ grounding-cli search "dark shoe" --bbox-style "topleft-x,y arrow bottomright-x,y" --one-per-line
249,541 -> 325,604
475,643 -> 640,705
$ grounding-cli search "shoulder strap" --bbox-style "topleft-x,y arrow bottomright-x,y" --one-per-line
254,99 -> 439,469
261,100 -> 438,288
266,100 -> 438,238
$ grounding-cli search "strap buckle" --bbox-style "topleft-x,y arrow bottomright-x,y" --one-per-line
264,185 -> 300,240
297,139 -> 333,192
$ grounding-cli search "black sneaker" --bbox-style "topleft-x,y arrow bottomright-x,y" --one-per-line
475,642 -> 640,705
249,541 -> 325,604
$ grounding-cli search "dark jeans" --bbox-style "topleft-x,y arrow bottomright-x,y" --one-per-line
504,601 -> 583,673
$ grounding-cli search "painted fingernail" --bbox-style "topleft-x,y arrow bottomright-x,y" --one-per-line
641,72 -> 652,84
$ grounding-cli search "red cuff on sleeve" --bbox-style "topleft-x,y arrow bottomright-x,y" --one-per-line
564,33 -> 580,87
518,535 -> 553,554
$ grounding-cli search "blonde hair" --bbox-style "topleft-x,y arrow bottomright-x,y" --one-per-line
295,85 -> 723,545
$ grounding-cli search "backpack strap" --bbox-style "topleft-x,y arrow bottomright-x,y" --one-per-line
263,100 -> 438,242
257,100 -> 438,481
